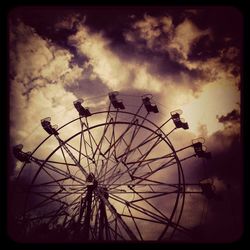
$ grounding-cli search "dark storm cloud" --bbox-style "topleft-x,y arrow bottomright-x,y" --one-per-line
120,12 -> 218,90
186,127 -> 243,242
10,7 -> 242,93
9,7 -> 88,69
199,131 -> 242,183
64,67 -> 110,99
217,109 -> 240,124
110,42 -> 206,83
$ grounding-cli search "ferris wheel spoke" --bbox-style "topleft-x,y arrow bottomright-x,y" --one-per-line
115,117 -> 172,164
110,112 -> 118,157
92,105 -> 113,162
127,142 -> 193,167
119,119 -> 140,162
97,135 -> 128,182
24,189 -> 65,214
29,185 -> 85,195
84,118 -> 99,156
133,157 -> 177,182
128,186 -> 170,220
97,139 -> 127,184
81,128 -> 92,174
116,134 -> 159,160
129,191 -> 180,203
78,121 -> 84,164
116,136 -> 164,182
121,113 -> 150,162
133,153 -> 197,183
108,119 -> 120,161
33,163 -> 70,190
24,156 -> 85,189
45,159 -> 77,167
102,121 -> 135,156
126,153 -> 175,176
96,160 -> 121,184
130,136 -> 163,175
115,190 -> 178,203
26,188 -> 85,220
107,223 -> 126,240
65,141 -> 94,164
96,160 -> 108,182
84,118 -> 106,177
108,193 -> 166,223
106,182 -> 182,193
32,186 -> 85,211
130,155 -> 191,188
28,176 -> 72,188
122,136 -> 155,173
131,157 -> 173,175
126,205 -> 144,240
100,162 -> 132,187
135,116 -> 172,146
59,146 -> 71,175
121,213 -> 165,224
92,118 -> 113,160
104,138 -> 164,187
100,136 -> 165,187
95,112 -> 118,180
102,154 -> 135,185
55,135 -> 89,178
41,161 -> 85,184
133,177 -> 180,187
99,153 -> 174,189
126,153 -> 175,166
109,193 -> 188,234
101,126 -> 119,183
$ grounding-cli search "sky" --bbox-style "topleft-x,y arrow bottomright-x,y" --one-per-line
8,6 -> 243,242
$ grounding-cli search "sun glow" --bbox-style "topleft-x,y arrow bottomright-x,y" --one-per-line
178,80 -> 240,136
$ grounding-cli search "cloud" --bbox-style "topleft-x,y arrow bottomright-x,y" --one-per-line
124,14 -> 174,52
123,13 -> 240,91
217,109 -> 240,124
10,21 -> 86,95
67,23 -> 173,94
68,25 -> 131,90
124,14 -> 212,61
54,13 -> 85,31
168,18 -> 211,60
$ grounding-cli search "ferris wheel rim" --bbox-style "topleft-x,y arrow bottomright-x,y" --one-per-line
17,117 -> 186,240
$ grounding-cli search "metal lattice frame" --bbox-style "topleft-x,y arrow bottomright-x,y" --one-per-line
12,92 -> 212,242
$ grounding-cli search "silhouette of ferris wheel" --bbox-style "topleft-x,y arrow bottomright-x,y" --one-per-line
12,92 -> 214,242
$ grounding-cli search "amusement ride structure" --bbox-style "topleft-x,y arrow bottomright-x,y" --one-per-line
11,92 -> 214,242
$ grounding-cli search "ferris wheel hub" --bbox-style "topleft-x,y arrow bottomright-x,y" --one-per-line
86,172 -> 98,188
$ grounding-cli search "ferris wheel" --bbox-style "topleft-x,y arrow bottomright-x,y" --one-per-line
11,92 -> 214,242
